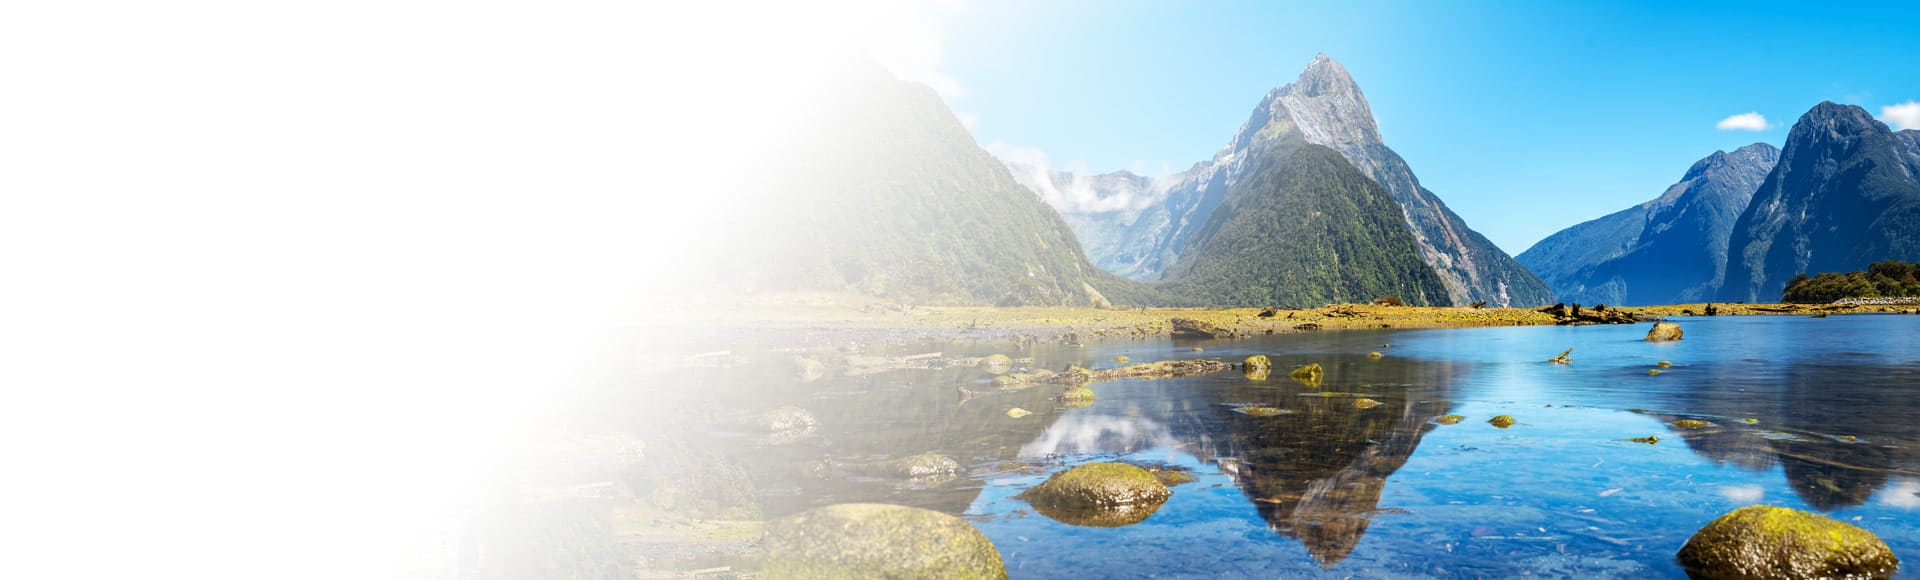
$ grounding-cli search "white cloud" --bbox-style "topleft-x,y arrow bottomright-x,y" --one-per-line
1716,112 -> 1769,131
954,111 -> 980,131
857,1 -> 970,100
987,142 -> 1172,215
1881,101 -> 1920,131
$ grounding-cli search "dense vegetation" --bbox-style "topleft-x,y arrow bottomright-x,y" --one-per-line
1162,145 -> 1450,307
1782,261 -> 1920,303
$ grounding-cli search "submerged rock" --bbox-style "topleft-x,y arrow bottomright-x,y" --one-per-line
1629,436 -> 1660,444
1645,322 -> 1684,342
764,503 -> 1007,579
1170,317 -> 1229,339
1006,408 -> 1032,419
1677,505 -> 1897,579
1435,414 -> 1466,425
1657,360 -> 1673,368
1289,363 -> 1324,381
1243,355 -> 1273,371
1059,387 -> 1097,403
1113,355 -> 1131,364
1368,351 -> 1384,359
1672,419 -> 1710,429
996,360 -> 1226,388
1352,398 -> 1382,409
1016,462 -> 1172,528
1489,415 -> 1516,428
1231,405 -> 1288,417
868,454 -> 963,478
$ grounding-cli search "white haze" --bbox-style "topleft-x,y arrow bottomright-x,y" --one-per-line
988,141 -> 1175,215
2,1 -> 967,578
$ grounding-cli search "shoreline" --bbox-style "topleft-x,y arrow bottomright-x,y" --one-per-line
659,300 -> 1917,356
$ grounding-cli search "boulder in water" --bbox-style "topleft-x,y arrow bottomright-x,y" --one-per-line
764,503 -> 1007,579
1677,505 -> 1897,579
1645,322 -> 1683,342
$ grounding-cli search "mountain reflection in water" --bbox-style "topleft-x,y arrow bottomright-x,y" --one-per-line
608,315 -> 1920,577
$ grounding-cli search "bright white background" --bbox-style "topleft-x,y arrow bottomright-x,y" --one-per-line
0,1 -> 928,577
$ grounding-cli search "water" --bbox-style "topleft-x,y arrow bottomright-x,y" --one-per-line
707,315 -> 1920,577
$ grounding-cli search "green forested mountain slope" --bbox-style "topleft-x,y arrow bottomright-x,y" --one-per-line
1163,145 -> 1450,307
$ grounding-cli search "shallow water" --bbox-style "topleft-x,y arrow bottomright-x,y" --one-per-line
714,315 -> 1920,578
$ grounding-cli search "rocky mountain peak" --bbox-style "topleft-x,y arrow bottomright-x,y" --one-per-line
1290,53 -> 1361,98
1789,102 -> 1888,146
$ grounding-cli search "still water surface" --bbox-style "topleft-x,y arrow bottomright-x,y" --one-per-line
716,315 -> 1920,578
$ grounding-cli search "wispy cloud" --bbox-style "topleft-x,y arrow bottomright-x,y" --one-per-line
1716,112 -> 1769,131
987,142 -> 1172,214
1881,101 -> 1920,131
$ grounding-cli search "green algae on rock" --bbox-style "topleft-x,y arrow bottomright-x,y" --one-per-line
1016,462 -> 1172,527
764,503 -> 1008,579
1672,419 -> 1711,430
1243,354 -> 1273,371
1289,363 -> 1324,381
1435,414 -> 1466,425
1489,415 -> 1516,428
1677,505 -> 1897,579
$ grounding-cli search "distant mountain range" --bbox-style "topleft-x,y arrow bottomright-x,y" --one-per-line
1006,55 -> 1553,307
1517,144 -> 1779,305
1522,101 -> 1920,305
727,56 -> 1148,306
1720,102 -> 1920,302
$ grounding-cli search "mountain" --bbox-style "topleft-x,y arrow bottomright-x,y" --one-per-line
1161,145 -> 1451,306
1720,102 -> 1920,302
1008,54 -> 1553,306
1517,143 -> 1779,305
728,56 -> 1150,306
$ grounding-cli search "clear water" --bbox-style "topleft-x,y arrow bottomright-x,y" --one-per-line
711,315 -> 1920,578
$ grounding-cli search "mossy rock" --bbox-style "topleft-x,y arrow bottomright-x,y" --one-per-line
1673,419 -> 1711,430
1368,351 -> 1384,359
1113,355 -> 1131,364
1648,369 -> 1663,375
1629,435 -> 1660,444
764,503 -> 1008,579
794,357 -> 828,382
1059,387 -> 1097,404
1243,355 -> 1272,371
1657,360 -> 1673,368
1435,414 -> 1465,425
1488,415 -> 1516,428
1677,505 -> 1897,579
1016,462 -> 1171,527
1289,363 -> 1324,381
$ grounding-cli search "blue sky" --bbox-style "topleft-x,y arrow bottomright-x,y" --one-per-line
919,0 -> 1920,254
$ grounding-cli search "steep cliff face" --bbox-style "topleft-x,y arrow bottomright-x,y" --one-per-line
1013,54 -> 1552,306
1720,102 -> 1920,302
1518,143 -> 1779,304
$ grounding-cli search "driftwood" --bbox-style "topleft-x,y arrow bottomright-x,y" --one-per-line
1547,347 -> 1573,364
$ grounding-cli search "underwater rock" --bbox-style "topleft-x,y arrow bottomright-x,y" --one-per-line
1677,505 -> 1897,579
762,406 -> 817,433
1657,360 -> 1673,368
1435,414 -> 1466,425
1006,408 -> 1032,419
1368,351 -> 1384,359
1059,387 -> 1097,403
1648,369 -> 1663,375
794,357 -> 828,382
764,503 -> 1008,579
1489,415 -> 1516,428
861,454 -> 963,478
1113,355 -> 1130,364
1016,462 -> 1171,528
1170,317 -> 1229,339
1629,436 -> 1660,444
1672,419 -> 1710,430
1352,398 -> 1382,409
1645,322 -> 1684,342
